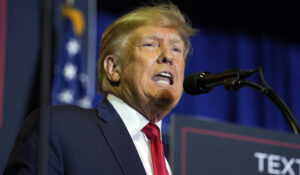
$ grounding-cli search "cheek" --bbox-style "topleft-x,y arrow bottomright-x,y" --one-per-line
177,61 -> 186,81
128,62 -> 151,86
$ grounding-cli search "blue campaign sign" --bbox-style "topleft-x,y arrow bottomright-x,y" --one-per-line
170,115 -> 300,175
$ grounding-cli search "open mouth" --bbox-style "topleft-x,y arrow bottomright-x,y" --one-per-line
152,71 -> 174,85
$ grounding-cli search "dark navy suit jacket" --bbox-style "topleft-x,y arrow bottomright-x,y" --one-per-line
4,99 -> 147,175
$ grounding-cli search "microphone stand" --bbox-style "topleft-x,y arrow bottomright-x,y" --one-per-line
223,67 -> 300,135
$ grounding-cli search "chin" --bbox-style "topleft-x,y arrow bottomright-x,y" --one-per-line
154,89 -> 178,107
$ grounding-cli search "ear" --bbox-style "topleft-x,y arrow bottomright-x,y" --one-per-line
103,55 -> 121,83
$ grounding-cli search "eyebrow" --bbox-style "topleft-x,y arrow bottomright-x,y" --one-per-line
140,34 -> 161,41
170,38 -> 184,45
141,34 -> 184,45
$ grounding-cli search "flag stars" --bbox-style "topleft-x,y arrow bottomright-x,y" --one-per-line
58,90 -> 73,104
52,19 -> 90,108
79,73 -> 88,83
78,96 -> 91,108
63,63 -> 77,80
66,38 -> 80,56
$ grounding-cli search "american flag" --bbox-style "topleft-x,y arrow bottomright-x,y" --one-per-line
51,7 -> 91,108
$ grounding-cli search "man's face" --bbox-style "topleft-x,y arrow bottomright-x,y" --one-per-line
118,25 -> 186,122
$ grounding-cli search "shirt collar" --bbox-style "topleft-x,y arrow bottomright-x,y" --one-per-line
107,94 -> 162,137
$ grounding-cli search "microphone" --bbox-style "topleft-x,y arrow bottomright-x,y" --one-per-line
183,68 -> 256,95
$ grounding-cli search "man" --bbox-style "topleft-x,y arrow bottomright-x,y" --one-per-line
4,3 -> 197,175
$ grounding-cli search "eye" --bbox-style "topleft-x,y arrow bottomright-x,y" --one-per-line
142,42 -> 158,48
143,43 -> 154,47
172,45 -> 184,54
172,47 -> 182,53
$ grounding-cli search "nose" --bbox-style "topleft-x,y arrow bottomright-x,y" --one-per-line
157,45 -> 173,64
159,56 -> 173,64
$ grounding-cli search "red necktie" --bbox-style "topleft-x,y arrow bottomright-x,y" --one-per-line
142,122 -> 169,175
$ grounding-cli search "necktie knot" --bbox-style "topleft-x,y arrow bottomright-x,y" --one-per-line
142,122 -> 160,139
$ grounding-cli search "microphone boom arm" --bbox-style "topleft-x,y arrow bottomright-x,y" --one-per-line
223,67 -> 300,134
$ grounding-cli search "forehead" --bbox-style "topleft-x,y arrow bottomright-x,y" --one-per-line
130,25 -> 184,43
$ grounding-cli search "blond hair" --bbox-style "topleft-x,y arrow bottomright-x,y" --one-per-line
97,3 -> 197,95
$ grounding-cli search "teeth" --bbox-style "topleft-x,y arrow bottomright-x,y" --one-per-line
157,80 -> 170,85
159,72 -> 171,78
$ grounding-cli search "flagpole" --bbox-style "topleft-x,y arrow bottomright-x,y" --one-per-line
87,0 -> 97,101
39,0 -> 53,174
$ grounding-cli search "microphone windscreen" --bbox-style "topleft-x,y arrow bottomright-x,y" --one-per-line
183,73 -> 203,95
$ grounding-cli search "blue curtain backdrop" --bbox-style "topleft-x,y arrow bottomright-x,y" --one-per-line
96,12 -> 300,133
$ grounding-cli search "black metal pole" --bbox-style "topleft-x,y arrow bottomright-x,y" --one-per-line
222,67 -> 300,134
238,80 -> 300,134
39,0 -> 53,174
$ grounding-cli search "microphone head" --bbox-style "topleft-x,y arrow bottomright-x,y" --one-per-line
183,72 -> 212,95
183,68 -> 257,95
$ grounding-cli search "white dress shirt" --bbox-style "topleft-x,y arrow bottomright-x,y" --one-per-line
107,94 -> 172,175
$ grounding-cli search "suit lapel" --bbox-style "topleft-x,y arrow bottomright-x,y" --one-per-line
96,99 -> 146,175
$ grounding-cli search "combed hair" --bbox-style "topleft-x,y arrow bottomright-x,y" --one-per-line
97,3 -> 198,95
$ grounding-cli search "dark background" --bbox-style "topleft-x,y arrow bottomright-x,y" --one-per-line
99,0 -> 300,42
